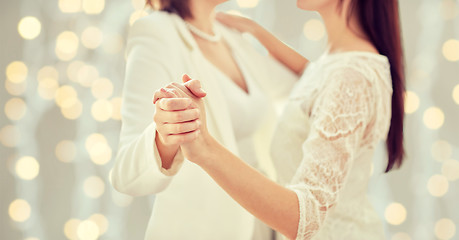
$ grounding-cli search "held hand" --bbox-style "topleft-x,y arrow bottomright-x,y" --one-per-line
153,75 -> 214,164
153,89 -> 201,147
216,12 -> 256,34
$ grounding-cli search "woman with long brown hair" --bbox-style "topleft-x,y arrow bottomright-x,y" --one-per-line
153,0 -> 405,239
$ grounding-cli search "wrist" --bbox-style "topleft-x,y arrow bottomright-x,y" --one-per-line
193,131 -> 218,168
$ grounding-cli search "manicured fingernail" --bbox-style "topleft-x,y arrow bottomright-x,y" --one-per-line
160,88 -> 167,93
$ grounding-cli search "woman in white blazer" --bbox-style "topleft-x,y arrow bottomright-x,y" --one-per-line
109,0 -> 299,239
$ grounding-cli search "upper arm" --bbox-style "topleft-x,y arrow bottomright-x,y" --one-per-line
120,16 -> 177,145
287,67 -> 375,239
110,16 -> 185,196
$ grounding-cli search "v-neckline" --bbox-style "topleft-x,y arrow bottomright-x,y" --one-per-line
179,18 -> 251,95
192,36 -> 251,96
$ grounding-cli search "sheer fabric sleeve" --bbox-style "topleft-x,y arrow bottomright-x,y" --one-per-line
110,16 -> 185,197
287,68 -> 375,239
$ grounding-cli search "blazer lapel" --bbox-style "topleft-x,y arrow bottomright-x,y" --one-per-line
170,14 -> 239,155
219,25 -> 269,96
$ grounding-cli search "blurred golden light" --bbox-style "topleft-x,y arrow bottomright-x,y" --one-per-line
77,64 -> 99,87
8,199 -> 31,222
129,10 -> 149,26
81,26 -> 104,49
0,125 -> 20,147
89,141 -> 112,165
64,218 -> 81,240
6,61 -> 28,84
303,19 -> 325,41
91,99 -> 113,122
89,213 -> 109,235
61,99 -> 83,120
103,34 -> 124,54
441,0 -> 459,20
37,65 -> 59,82
5,80 -> 27,96
391,232 -> 411,240
91,78 -> 113,99
67,61 -> 85,83
86,133 -> 107,152
77,220 -> 100,240
226,10 -> 244,17
423,107 -> 444,129
111,190 -> 133,207
59,0 -> 82,13
55,31 -> 79,61
37,78 -> 59,100
453,84 -> 459,105
384,202 -> 407,225
18,16 -> 41,40
404,91 -> 420,114
427,174 -> 449,197
83,176 -> 105,198
442,39 -> 459,62
56,140 -> 77,163
110,97 -> 122,120
442,159 -> 459,181
236,0 -> 259,8
431,140 -> 452,162
15,156 -> 40,180
435,218 -> 456,240
55,85 -> 78,108
5,98 -> 27,121
82,0 -> 105,15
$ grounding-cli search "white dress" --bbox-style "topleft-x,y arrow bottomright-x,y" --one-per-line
270,51 -> 392,239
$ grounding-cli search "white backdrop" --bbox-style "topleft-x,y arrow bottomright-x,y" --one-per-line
1,0 -> 458,239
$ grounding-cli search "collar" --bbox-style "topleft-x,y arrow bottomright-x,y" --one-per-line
169,13 -> 238,53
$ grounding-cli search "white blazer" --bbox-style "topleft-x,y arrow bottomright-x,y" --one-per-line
110,11 -> 298,240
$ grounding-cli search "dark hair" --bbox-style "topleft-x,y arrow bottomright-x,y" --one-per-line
145,0 -> 192,19
344,0 -> 406,172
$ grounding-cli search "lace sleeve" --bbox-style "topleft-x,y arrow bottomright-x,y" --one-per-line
287,68 -> 375,240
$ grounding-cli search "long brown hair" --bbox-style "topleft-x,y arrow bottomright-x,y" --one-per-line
145,0 -> 192,19
345,0 -> 406,172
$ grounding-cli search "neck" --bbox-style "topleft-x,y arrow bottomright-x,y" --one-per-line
185,0 -> 217,34
319,3 -> 367,53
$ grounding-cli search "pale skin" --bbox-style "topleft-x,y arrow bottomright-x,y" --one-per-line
153,0 -> 379,238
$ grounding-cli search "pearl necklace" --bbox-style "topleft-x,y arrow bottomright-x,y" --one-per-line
185,22 -> 222,42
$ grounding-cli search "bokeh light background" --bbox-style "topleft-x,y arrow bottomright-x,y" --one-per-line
1,0 -> 458,239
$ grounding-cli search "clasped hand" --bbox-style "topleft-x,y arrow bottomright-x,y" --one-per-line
153,74 -> 212,164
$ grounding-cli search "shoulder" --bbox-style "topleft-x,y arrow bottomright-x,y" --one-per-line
127,11 -> 180,46
319,52 -> 391,87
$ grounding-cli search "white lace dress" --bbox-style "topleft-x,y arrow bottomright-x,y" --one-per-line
270,51 -> 393,240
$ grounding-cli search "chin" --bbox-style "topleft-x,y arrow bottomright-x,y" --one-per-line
296,0 -> 330,11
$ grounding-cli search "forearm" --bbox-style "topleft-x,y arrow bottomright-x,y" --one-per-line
197,138 -> 300,239
251,24 -> 308,76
